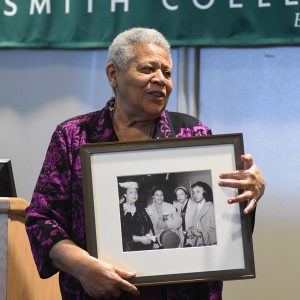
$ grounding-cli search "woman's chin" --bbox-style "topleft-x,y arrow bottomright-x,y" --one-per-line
148,96 -> 167,107
144,102 -> 167,118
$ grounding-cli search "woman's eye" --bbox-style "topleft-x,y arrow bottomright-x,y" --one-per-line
141,66 -> 154,73
164,71 -> 172,79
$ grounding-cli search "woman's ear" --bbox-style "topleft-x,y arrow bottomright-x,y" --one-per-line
106,62 -> 117,89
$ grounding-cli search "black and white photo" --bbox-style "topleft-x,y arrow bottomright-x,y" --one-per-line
117,170 -> 217,252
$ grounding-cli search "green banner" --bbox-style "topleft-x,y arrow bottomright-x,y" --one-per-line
1,0 -> 300,48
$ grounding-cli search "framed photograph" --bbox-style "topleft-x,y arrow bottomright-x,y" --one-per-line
80,133 -> 255,285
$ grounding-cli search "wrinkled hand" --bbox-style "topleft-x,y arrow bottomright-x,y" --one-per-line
218,154 -> 265,214
78,257 -> 139,299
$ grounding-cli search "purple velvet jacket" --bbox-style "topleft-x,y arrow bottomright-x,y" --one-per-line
25,99 -> 222,300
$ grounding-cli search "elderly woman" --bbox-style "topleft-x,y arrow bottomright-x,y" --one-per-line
25,28 -> 265,299
146,186 -> 182,248
119,181 -> 155,251
186,181 -> 217,247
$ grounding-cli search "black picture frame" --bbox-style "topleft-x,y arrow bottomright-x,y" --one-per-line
80,134 -> 255,285
0,159 -> 17,197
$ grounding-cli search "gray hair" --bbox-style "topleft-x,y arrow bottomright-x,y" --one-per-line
108,27 -> 171,69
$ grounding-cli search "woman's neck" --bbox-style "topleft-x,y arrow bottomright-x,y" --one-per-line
111,102 -> 154,141
180,198 -> 188,207
154,202 -> 162,210
154,202 -> 163,218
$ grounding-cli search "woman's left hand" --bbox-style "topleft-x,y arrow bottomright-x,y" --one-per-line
218,154 -> 265,214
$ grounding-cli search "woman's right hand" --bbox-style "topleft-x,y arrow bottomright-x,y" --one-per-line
49,239 -> 139,299
78,256 -> 139,298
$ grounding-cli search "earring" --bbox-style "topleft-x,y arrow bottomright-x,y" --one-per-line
112,86 -> 117,97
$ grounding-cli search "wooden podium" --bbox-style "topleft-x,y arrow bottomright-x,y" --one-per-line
0,198 -> 61,300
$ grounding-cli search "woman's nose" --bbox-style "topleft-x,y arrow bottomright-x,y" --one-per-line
151,69 -> 166,86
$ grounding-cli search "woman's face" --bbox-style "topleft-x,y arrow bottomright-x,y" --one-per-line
192,186 -> 204,203
153,190 -> 164,204
110,43 -> 173,121
126,187 -> 138,204
176,189 -> 188,203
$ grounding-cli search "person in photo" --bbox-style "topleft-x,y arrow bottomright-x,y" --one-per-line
173,185 -> 198,247
186,181 -> 216,247
146,186 -> 182,249
119,181 -> 155,251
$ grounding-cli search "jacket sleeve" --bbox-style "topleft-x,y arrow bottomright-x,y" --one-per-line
202,203 -> 217,246
25,125 -> 73,278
